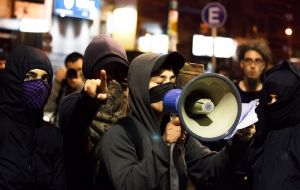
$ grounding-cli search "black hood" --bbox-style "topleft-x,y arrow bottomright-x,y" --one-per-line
261,60 -> 300,129
83,35 -> 129,79
0,45 -> 53,123
128,52 -> 184,134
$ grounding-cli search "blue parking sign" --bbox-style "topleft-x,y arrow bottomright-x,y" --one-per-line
201,2 -> 227,28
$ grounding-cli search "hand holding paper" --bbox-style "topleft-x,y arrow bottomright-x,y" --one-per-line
224,99 -> 259,139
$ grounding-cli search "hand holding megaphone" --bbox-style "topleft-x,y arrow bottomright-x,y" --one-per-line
163,117 -> 181,146
163,117 -> 187,146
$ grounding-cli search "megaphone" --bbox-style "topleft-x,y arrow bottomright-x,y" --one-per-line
163,73 -> 242,142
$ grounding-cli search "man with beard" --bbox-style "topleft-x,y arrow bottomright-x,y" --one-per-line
235,39 -> 271,108
59,35 -> 129,190
225,39 -> 272,190
200,39 -> 272,190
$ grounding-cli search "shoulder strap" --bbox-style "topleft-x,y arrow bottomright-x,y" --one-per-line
117,117 -> 143,161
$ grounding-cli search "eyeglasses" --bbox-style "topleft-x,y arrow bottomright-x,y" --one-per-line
242,58 -> 265,65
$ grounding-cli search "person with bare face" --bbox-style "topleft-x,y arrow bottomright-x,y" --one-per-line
44,52 -> 84,126
236,39 -> 271,108
200,39 -> 271,190
229,39 -> 271,190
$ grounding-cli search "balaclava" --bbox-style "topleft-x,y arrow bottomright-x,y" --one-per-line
0,45 -> 53,124
261,60 -> 300,129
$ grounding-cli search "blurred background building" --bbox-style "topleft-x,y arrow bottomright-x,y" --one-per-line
0,0 -> 299,74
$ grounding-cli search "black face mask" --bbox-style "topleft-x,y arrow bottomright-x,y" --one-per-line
149,82 -> 175,103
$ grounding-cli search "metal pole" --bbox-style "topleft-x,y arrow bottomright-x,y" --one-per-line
168,0 -> 178,51
211,27 -> 217,72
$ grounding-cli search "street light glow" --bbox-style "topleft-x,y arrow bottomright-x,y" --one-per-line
112,7 -> 137,50
285,27 -> 293,36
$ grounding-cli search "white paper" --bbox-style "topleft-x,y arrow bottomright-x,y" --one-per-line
224,99 -> 259,139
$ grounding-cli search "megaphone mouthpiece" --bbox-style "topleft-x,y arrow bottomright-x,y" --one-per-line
188,98 -> 214,114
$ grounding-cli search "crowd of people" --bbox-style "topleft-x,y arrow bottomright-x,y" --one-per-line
0,34 -> 299,190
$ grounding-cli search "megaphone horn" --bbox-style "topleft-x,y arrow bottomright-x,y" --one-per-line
163,73 -> 242,142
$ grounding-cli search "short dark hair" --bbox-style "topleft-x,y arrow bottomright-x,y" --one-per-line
64,52 -> 83,67
236,38 -> 272,64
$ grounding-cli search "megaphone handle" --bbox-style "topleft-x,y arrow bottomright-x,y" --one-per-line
170,143 -> 179,190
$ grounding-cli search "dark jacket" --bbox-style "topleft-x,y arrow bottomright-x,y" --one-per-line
0,45 -> 66,190
59,35 -> 129,190
98,53 -> 247,190
250,61 -> 300,190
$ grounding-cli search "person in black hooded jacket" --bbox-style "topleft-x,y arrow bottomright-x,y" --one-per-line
97,51 -> 256,190
249,60 -> 300,190
59,35 -> 130,190
0,45 -> 66,190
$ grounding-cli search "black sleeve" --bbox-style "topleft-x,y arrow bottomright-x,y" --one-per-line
186,136 -> 248,186
59,90 -> 102,134
40,122 -> 67,190
52,128 -> 67,190
58,90 -> 102,189
59,90 -> 101,155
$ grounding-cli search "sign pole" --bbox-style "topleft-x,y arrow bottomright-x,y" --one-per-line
201,2 -> 227,73
211,27 -> 217,72
168,0 -> 178,51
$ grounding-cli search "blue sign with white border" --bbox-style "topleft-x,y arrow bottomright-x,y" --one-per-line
54,0 -> 100,20
201,2 -> 227,28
